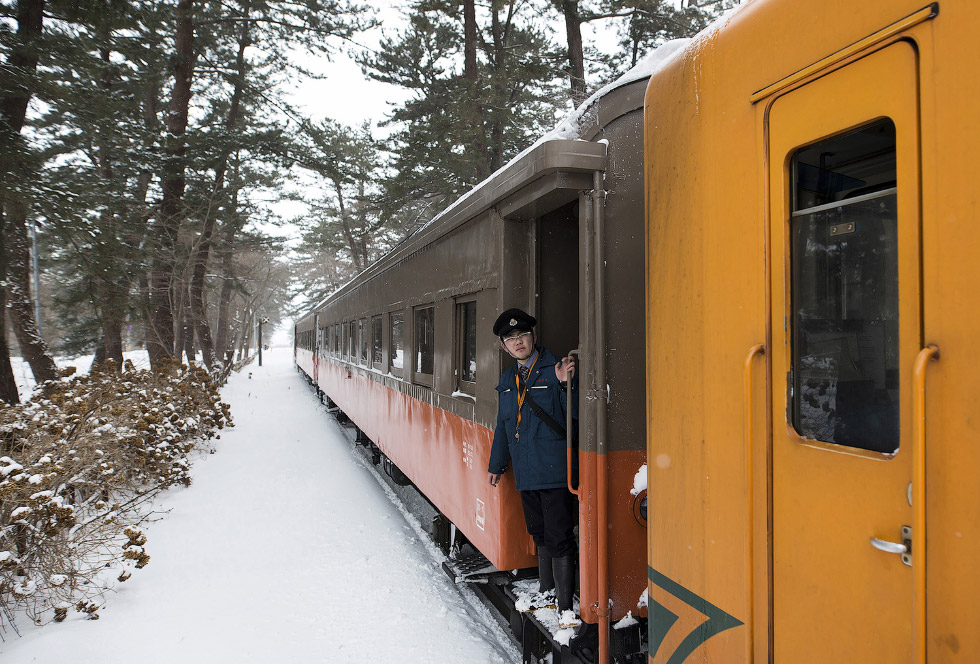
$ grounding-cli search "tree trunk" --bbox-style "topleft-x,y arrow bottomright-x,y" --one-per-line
174,283 -> 189,364
182,315 -> 195,364
89,335 -> 107,373
559,0 -> 587,106
334,182 -> 363,271
488,3 -> 516,171
213,236 -> 236,362
148,0 -> 196,370
0,0 -> 47,402
90,41 -> 128,372
189,3 -> 249,371
5,198 -> 57,383
462,0 -> 490,180
0,226 -> 20,404
237,309 -> 253,362
214,169 -> 243,361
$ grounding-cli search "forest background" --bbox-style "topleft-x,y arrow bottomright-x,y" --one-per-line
0,0 -> 736,402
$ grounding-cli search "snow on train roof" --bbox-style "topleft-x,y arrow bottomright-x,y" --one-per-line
309,37 -> 695,313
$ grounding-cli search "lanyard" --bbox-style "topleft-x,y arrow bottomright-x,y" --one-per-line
514,353 -> 540,438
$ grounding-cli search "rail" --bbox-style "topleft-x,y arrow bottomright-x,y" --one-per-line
567,348 -> 582,497
743,343 -> 765,662
912,344 -> 938,664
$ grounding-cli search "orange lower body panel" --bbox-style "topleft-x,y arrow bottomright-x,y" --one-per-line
316,361 -> 536,571
578,449 -> 649,624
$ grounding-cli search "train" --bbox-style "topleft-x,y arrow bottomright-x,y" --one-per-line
296,1 -> 980,662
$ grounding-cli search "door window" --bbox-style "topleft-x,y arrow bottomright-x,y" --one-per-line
790,119 -> 899,453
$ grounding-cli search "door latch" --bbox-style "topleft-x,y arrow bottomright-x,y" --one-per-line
870,526 -> 912,566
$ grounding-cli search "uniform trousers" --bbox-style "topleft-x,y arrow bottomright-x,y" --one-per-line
520,487 -> 578,557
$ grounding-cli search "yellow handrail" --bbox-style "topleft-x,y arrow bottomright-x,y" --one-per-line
743,343 -> 765,662
912,344 -> 938,663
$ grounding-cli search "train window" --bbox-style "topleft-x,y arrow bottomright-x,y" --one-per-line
334,324 -> 340,355
414,306 -> 435,384
790,119 -> 899,454
456,300 -> 477,392
390,312 -> 404,372
359,318 -> 368,365
371,316 -> 382,368
348,321 -> 356,360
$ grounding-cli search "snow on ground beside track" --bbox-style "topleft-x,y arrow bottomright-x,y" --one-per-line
0,347 -> 519,663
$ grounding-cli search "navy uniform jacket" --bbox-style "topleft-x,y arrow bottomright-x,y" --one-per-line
488,347 -> 578,491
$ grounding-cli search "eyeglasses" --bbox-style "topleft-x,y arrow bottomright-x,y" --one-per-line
503,331 -> 532,343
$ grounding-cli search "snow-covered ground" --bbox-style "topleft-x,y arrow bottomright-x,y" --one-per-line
0,347 -> 519,663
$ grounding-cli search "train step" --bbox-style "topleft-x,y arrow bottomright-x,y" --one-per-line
442,551 -> 509,584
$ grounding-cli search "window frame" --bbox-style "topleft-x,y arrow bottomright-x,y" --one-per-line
358,318 -> 368,366
454,298 -> 477,396
371,315 -> 383,369
413,305 -> 435,387
389,310 -> 405,377
788,119 -> 900,454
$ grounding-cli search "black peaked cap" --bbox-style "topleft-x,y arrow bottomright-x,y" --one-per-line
493,308 -> 536,337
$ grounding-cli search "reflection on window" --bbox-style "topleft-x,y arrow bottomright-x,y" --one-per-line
458,301 -> 476,384
390,312 -> 404,370
372,316 -> 382,368
791,119 -> 899,454
415,306 -> 435,376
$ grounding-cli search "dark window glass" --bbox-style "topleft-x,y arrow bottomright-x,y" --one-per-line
459,301 -> 476,384
791,119 -> 899,454
415,306 -> 435,375
390,312 -> 404,370
348,322 -> 355,359
372,316 -> 383,367
359,318 -> 368,364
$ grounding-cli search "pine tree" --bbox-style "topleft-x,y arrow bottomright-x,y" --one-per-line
359,0 -> 563,224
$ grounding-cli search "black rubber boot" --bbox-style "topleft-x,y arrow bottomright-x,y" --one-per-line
552,555 -> 576,613
537,546 -> 555,593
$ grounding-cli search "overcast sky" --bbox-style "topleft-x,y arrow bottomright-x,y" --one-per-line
283,2 -> 412,133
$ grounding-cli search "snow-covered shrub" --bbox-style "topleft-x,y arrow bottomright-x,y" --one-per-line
0,360 -> 232,626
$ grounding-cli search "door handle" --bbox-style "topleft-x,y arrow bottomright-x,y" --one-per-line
870,526 -> 912,566
869,537 -> 907,554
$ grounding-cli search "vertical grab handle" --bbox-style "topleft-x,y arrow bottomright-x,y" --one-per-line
567,348 -> 581,497
743,343 -> 765,664
912,344 -> 938,664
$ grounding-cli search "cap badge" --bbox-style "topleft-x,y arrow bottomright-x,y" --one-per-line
509,318 -> 517,326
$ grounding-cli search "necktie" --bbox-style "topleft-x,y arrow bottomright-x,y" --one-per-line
519,365 -> 530,383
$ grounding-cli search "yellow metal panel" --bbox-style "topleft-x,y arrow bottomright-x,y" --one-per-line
646,2 -> 980,662
767,44 -> 921,662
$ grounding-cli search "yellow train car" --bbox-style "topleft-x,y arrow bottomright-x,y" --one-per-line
644,1 -> 978,662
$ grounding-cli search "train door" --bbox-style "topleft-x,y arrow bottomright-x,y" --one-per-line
536,203 -> 579,357
767,43 -> 921,661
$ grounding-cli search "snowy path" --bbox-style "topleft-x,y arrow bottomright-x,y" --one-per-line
1,348 -> 519,663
